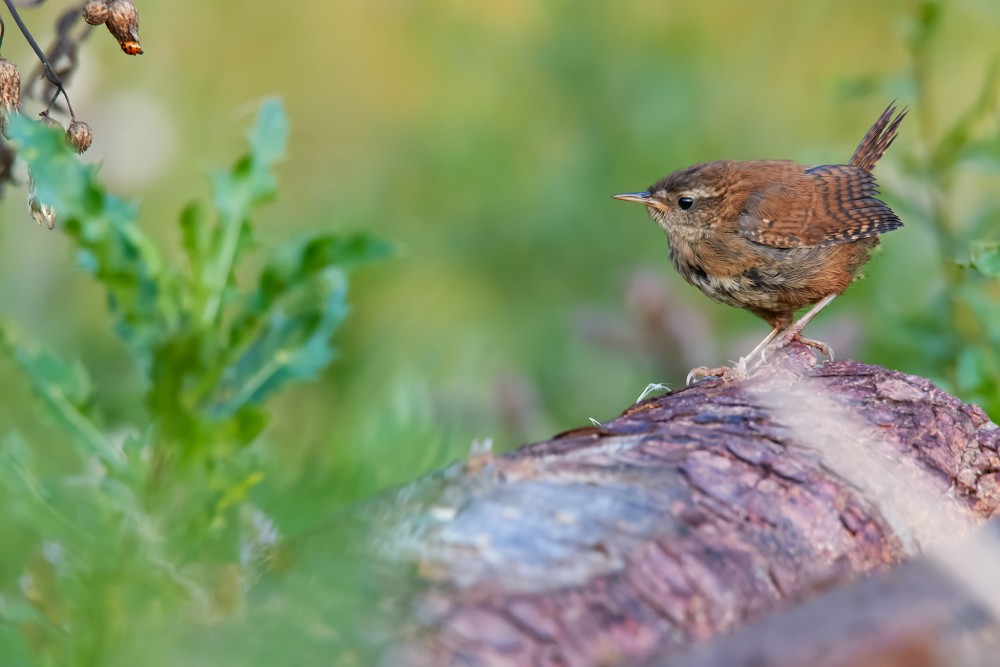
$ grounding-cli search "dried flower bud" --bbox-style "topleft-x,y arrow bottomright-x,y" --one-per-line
27,175 -> 57,230
0,57 -> 21,130
66,121 -> 93,153
30,201 -> 57,229
105,0 -> 143,55
38,113 -> 62,132
83,0 -> 110,26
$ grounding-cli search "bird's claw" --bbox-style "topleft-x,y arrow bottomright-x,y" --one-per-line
797,336 -> 834,361
686,361 -> 747,386
763,332 -> 834,365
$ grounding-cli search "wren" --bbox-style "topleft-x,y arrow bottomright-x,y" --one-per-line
614,104 -> 906,383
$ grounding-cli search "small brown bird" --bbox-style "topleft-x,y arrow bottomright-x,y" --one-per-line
614,104 -> 906,383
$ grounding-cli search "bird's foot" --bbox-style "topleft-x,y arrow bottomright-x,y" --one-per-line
759,332 -> 834,366
686,359 -> 749,386
795,335 -> 834,361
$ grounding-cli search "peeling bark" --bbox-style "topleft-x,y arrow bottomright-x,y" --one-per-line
366,345 -> 1000,666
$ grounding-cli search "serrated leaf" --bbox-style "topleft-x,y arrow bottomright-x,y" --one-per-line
199,101 -> 290,329
210,268 -> 349,417
8,115 -> 168,362
211,100 -> 288,222
249,98 -> 289,168
249,233 -> 392,315
220,232 -> 391,402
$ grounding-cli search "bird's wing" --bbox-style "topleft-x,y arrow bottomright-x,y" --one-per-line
737,165 -> 902,249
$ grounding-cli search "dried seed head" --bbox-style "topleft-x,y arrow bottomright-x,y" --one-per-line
0,58 -> 21,129
27,175 -> 57,230
105,0 -> 143,55
30,200 -> 57,229
66,121 -> 93,153
83,0 -> 110,26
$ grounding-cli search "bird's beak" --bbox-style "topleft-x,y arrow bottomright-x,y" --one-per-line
613,191 -> 651,204
614,191 -> 669,211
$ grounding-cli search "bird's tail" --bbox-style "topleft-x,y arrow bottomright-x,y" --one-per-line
849,103 -> 907,172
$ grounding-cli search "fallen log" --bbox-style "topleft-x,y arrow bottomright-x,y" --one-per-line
362,344 -> 999,666
660,518 -> 1000,667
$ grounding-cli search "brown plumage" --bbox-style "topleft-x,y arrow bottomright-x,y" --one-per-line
614,103 -> 906,382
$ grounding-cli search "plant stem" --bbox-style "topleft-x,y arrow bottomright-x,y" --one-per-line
2,0 -> 75,118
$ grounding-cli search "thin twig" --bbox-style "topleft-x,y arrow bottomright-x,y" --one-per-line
2,0 -> 75,119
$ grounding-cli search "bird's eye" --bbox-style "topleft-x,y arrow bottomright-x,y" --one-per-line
678,196 -> 694,210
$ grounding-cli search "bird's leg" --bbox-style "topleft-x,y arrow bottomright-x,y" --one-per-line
771,293 -> 838,359
687,320 -> 788,385
685,295 -> 838,384
738,324 -> 786,370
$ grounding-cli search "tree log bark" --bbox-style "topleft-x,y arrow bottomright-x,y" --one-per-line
659,524 -> 1000,667
366,345 -> 1000,666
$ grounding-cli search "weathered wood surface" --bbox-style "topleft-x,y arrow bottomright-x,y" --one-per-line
367,345 -> 1000,666
660,525 -> 1000,667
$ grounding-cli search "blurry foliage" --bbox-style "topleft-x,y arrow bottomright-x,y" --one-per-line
0,100 -> 391,663
858,0 -> 1000,416
0,0 -> 996,664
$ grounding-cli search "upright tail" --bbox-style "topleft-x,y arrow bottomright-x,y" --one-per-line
849,103 -> 907,172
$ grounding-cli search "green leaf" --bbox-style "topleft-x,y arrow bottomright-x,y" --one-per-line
933,60 -> 1000,172
954,345 -> 999,399
200,100 -> 290,328
247,233 -> 393,317
970,240 -> 1000,280
8,115 -> 168,362
0,325 -> 126,473
208,232 -> 392,417
211,267 -> 349,417
249,98 -> 290,169
180,202 -> 211,288
0,432 -> 94,540
6,116 -> 88,210
958,135 -> 1000,172
8,100 -> 390,467
906,0 -> 943,49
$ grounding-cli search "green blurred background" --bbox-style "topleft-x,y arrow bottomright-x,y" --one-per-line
0,0 -> 998,662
